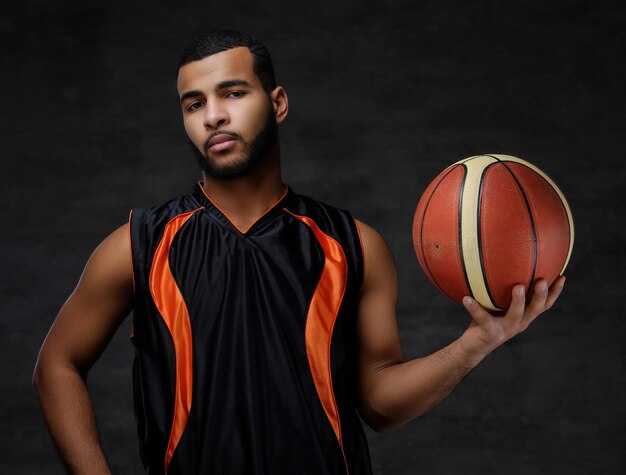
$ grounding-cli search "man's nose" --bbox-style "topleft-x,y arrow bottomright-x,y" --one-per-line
203,99 -> 229,129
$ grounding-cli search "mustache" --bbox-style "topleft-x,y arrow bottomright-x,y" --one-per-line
203,130 -> 245,150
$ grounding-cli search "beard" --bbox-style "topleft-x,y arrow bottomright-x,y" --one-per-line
189,107 -> 277,180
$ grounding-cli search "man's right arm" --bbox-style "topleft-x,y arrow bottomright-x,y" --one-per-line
32,223 -> 135,475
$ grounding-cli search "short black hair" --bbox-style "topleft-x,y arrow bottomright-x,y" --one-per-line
177,29 -> 276,93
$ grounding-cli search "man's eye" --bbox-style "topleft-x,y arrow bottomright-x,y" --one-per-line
226,91 -> 245,98
187,102 -> 202,112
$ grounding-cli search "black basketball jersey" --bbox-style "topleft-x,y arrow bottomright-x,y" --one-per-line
129,182 -> 372,475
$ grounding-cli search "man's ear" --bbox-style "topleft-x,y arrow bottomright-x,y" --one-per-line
270,86 -> 288,124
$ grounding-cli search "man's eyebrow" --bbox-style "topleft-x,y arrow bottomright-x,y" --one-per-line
180,90 -> 203,103
216,79 -> 252,90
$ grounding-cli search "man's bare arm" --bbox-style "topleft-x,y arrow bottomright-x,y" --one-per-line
32,223 -> 134,474
355,219 -> 565,432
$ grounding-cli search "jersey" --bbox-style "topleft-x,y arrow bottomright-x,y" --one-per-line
129,182 -> 372,475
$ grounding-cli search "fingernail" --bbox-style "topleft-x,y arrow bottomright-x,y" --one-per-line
463,296 -> 474,306
517,286 -> 525,296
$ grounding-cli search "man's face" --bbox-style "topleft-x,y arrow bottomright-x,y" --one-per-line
177,47 -> 279,179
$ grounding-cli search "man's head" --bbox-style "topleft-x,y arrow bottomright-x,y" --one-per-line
177,29 -> 276,94
176,30 -> 287,181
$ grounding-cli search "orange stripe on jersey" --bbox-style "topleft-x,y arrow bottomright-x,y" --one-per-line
285,210 -> 350,475
149,207 -> 202,472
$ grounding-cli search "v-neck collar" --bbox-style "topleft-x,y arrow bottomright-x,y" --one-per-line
192,181 -> 294,236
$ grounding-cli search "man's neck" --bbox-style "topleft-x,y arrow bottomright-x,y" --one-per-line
200,166 -> 286,233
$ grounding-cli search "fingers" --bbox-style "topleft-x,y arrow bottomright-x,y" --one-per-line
506,284 -> 526,322
544,275 -> 566,309
527,276 -> 566,313
462,276 -> 566,333
463,285 -> 525,329
526,279 -> 549,315
462,296 -> 492,327
516,280 -> 546,330
521,276 -> 566,328
459,277 -> 566,355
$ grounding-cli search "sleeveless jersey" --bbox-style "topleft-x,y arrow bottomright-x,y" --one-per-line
129,182 -> 372,475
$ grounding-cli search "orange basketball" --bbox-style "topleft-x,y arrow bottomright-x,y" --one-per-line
412,154 -> 574,311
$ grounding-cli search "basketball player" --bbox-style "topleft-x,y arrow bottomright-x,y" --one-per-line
32,29 -> 565,474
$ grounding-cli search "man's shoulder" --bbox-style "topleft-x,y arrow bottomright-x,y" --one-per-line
131,186 -> 201,222
288,188 -> 354,220
287,188 -> 360,240
130,185 -> 202,233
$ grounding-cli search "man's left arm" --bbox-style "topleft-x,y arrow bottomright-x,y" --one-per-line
354,219 -> 565,432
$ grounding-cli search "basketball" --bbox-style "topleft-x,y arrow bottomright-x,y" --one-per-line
412,154 -> 574,311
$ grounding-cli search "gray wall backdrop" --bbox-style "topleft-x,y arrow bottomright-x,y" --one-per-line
2,0 -> 624,473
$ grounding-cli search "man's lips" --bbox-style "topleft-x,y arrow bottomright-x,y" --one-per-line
206,134 -> 239,152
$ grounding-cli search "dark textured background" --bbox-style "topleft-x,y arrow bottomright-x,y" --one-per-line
2,0 -> 625,473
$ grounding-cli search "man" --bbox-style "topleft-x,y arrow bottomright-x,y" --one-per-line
33,29 -> 565,474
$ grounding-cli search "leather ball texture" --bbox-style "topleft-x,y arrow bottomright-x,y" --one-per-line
412,154 -> 574,311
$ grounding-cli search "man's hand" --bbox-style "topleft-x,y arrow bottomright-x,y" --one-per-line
459,276 -> 566,364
